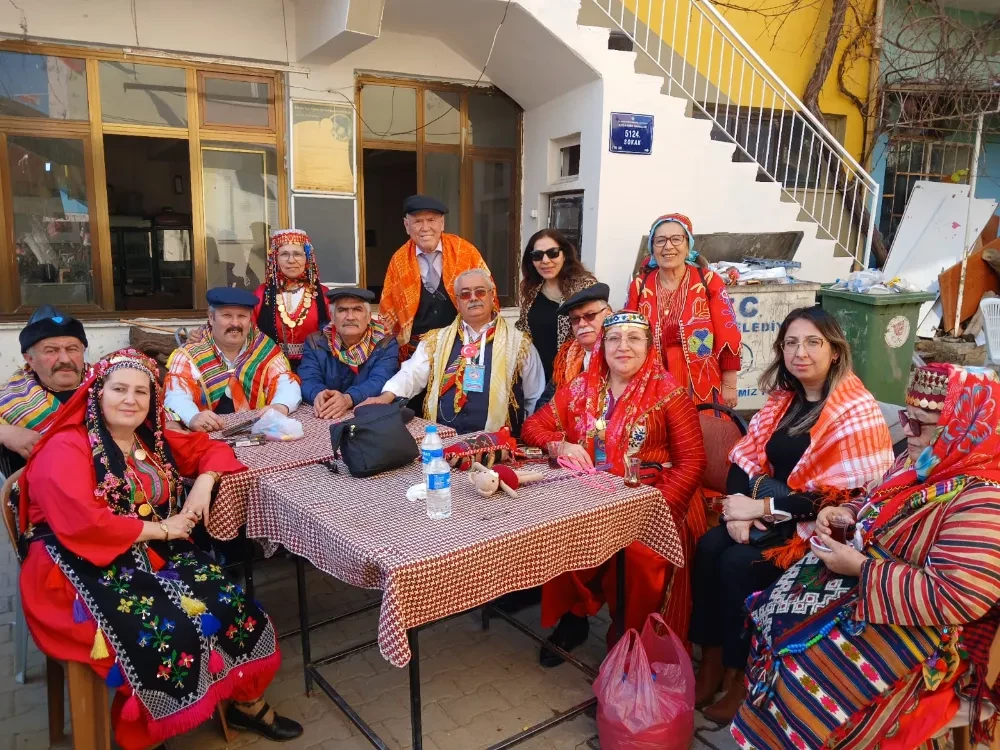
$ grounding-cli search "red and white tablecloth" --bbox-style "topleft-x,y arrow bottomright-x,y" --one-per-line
207,408 -> 455,540
250,459 -> 683,667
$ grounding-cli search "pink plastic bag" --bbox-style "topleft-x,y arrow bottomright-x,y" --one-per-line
593,613 -> 695,750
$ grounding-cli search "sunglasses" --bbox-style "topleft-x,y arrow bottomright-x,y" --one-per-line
569,309 -> 608,326
530,248 -> 563,262
458,288 -> 491,301
898,409 -> 938,437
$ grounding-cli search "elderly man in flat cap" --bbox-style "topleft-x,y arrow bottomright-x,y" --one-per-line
378,194 -> 490,362
0,305 -> 89,476
536,283 -> 613,409
298,287 -> 400,420
164,287 -> 301,433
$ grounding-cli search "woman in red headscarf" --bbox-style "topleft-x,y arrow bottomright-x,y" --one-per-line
15,349 -> 302,748
522,310 -> 707,667
625,213 -> 742,407
254,229 -> 331,369
733,364 -> 1000,750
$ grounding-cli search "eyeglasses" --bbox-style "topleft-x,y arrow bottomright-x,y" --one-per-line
652,235 -> 687,249
604,333 -> 647,348
569,308 -> 609,327
781,337 -> 827,353
458,287 -> 491,301
898,409 -> 938,437
277,251 -> 307,261
530,248 -> 563,262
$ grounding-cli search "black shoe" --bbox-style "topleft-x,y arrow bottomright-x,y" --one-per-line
539,613 -> 590,668
226,703 -> 304,742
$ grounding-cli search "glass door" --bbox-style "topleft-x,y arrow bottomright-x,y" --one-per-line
471,158 -> 514,299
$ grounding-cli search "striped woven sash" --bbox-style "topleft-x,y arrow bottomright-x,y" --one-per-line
188,330 -> 281,410
0,367 -> 66,432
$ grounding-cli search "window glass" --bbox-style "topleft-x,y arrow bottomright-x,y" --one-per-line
424,90 -> 460,145
467,93 -> 518,148
202,76 -> 271,128
361,84 -> 417,142
0,51 -> 88,119
100,61 -> 187,127
473,159 -> 512,299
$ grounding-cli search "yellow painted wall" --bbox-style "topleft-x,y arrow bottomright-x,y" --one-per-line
622,0 -> 872,163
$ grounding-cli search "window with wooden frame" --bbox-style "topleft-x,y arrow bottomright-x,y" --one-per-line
0,41 -> 287,317
356,77 -> 522,305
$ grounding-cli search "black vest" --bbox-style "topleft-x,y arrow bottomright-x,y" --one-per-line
412,279 -> 457,343
435,336 -> 525,436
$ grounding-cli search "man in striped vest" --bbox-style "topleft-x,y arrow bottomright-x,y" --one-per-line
0,305 -> 89,476
164,287 -> 301,432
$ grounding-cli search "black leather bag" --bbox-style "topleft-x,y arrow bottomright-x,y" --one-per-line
329,403 -> 419,477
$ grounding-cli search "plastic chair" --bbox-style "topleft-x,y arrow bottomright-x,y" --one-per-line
695,403 -> 748,495
981,298 -> 1000,365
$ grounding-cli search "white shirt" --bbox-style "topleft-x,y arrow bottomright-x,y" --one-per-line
164,345 -> 302,427
583,349 -> 592,370
382,318 -> 546,415
415,241 -> 443,288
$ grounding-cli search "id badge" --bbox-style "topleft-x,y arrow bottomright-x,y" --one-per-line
463,364 -> 485,392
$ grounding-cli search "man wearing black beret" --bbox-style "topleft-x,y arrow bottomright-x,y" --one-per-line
0,305 -> 89,476
378,194 -> 491,363
298,287 -> 400,420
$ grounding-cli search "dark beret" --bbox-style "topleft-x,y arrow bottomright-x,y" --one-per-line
19,305 -> 88,353
402,194 -> 448,216
206,286 -> 259,309
557,283 -> 611,315
325,287 -> 376,304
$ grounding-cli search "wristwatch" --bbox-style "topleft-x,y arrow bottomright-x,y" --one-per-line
159,522 -> 170,541
761,497 -> 776,523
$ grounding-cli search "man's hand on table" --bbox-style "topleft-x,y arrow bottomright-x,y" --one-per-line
357,392 -> 396,408
314,390 -> 354,420
189,411 -> 224,433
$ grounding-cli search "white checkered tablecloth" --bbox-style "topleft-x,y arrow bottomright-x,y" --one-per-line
250,459 -> 683,667
207,408 -> 455,540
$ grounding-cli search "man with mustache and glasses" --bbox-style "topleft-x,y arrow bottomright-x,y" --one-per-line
298,287 -> 399,421
536,283 -> 613,410
377,195 -> 490,363
0,305 -> 89,477
361,269 -> 545,436
164,287 -> 301,432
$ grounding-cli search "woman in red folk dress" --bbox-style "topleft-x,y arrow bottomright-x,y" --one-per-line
625,213 -> 742,408
16,348 -> 302,749
522,311 -> 707,667
255,229 -> 331,369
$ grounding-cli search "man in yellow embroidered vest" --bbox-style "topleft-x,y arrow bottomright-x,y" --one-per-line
164,287 -> 301,432
378,195 -> 490,362
0,305 -> 89,476
362,269 -> 545,436
537,283 -> 613,409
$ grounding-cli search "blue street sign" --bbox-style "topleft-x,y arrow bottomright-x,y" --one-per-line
609,112 -> 654,155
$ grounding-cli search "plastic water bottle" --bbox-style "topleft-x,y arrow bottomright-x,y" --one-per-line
421,424 -> 444,488
425,455 -> 452,520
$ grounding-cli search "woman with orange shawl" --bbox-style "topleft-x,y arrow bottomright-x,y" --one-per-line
625,213 -> 741,407
522,310 -> 706,667
733,364 -> 1000,749
254,229 -> 331,369
691,306 -> 892,723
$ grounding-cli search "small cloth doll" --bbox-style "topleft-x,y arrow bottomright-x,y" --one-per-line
444,427 -> 519,471
467,462 -> 544,498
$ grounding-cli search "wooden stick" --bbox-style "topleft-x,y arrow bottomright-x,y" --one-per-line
118,319 -> 184,335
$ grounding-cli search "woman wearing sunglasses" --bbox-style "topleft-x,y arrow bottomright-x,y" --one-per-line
515,229 -> 596,383
625,213 -> 741,407
733,364 -> 1000,749
522,310 -> 706,666
689,306 -> 892,723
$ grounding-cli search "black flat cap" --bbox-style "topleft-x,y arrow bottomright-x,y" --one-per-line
206,286 -> 259,309
403,194 -> 448,216
326,287 -> 376,304
557,283 -> 611,315
19,304 -> 88,353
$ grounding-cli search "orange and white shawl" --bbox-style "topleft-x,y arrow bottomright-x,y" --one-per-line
729,373 -> 893,564
379,233 -> 489,351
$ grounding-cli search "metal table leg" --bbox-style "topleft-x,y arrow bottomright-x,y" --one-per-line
481,603 -> 491,631
243,533 -> 256,602
616,547 -> 627,641
408,630 -> 423,750
295,556 -> 313,695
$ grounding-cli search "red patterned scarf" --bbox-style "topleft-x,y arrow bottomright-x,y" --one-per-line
325,318 -> 388,374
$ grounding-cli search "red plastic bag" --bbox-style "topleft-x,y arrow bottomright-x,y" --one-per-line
593,613 -> 695,750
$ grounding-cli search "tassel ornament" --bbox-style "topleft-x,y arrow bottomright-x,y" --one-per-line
105,663 -> 125,689
121,692 -> 141,722
90,628 -> 110,660
208,649 -> 225,675
45,564 -> 64,590
146,547 -> 166,571
72,596 -> 88,624
180,596 -> 206,616
200,612 -> 221,637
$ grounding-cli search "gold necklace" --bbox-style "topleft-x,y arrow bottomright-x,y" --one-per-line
276,287 -> 312,329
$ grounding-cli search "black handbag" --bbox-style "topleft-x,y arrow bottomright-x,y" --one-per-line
747,474 -> 796,548
328,403 -> 419,477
